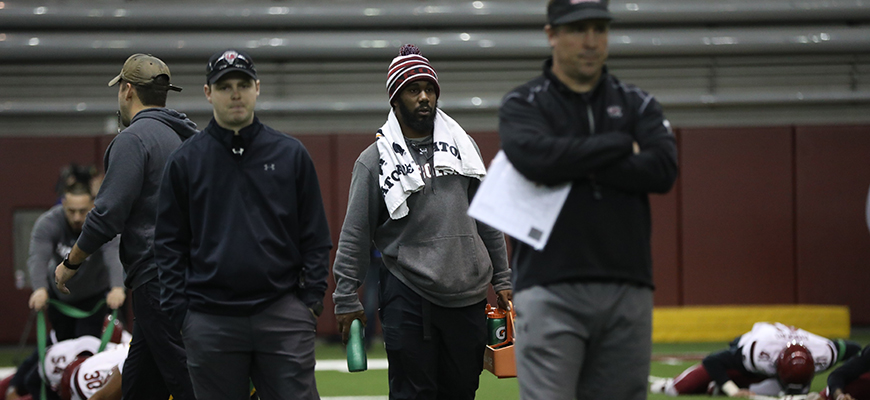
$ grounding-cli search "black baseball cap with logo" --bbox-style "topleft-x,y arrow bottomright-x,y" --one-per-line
206,49 -> 258,85
548,0 -> 612,25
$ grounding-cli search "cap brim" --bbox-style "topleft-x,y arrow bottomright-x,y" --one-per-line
108,74 -> 122,87
550,9 -> 612,25
208,68 -> 258,85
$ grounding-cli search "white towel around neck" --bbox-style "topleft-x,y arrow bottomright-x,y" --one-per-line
376,108 -> 486,220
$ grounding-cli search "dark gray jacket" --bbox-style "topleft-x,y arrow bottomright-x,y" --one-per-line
77,108 -> 197,289
29,205 -> 123,302
332,133 -> 511,314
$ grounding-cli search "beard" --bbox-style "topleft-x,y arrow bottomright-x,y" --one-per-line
397,100 -> 436,134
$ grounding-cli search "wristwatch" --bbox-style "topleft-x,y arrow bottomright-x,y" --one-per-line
63,254 -> 82,270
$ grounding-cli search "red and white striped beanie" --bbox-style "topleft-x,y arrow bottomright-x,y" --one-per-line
386,44 -> 440,103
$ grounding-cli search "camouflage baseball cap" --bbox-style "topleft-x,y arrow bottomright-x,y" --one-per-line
108,53 -> 182,92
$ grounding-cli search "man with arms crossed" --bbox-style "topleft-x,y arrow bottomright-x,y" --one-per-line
54,54 -> 196,400
155,49 -> 331,400
498,1 -> 679,399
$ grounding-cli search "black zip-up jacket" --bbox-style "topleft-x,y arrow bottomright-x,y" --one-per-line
498,59 -> 678,292
155,117 -> 332,328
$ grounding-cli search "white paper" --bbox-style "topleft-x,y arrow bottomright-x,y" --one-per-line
468,151 -> 572,250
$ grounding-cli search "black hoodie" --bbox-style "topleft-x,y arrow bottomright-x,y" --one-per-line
77,108 -> 197,289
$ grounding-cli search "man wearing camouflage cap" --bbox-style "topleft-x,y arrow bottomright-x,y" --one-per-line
55,53 -> 197,400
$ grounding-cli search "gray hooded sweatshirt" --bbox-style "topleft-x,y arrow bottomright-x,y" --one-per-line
332,133 -> 511,314
28,205 -> 124,302
77,108 -> 197,289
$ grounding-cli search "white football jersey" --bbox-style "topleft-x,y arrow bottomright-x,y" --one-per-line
39,336 -> 101,390
736,322 -> 837,376
120,330 -> 132,345
69,344 -> 129,400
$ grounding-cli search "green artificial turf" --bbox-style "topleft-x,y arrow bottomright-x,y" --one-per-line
1,329 -> 866,399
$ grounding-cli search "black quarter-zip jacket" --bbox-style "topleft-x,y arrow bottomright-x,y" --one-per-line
155,117 -> 332,328
498,58 -> 678,292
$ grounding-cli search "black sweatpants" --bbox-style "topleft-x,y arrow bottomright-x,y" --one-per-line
379,268 -> 487,400
122,279 -> 195,400
47,290 -> 108,341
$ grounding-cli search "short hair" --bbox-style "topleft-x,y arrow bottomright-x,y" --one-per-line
121,78 -> 169,107
64,183 -> 93,199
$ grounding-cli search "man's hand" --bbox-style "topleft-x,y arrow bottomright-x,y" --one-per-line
55,245 -> 89,295
336,310 -> 367,345
106,287 -> 126,309
496,289 -> 513,311
732,389 -> 755,398
28,288 -> 49,311
632,141 -> 641,154
54,263 -> 78,295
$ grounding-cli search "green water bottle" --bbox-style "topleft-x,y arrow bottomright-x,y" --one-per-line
347,319 -> 367,372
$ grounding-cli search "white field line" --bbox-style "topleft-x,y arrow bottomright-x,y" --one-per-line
1,359 -> 390,385
322,397 -> 388,400
316,358 -> 388,372
1,359 -> 389,377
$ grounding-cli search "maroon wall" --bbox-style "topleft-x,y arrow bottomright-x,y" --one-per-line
0,137 -> 106,342
2,123 -> 869,342
794,125 -> 870,324
680,127 -> 797,305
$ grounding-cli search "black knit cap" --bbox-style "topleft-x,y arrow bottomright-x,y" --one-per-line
548,0 -> 612,25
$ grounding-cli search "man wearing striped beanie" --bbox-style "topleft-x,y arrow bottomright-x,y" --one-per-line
386,44 -> 442,134
332,44 -> 512,399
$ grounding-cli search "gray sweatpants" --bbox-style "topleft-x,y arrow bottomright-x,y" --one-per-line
514,282 -> 653,400
181,292 -> 319,400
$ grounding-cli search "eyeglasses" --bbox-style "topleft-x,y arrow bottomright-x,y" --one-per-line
207,51 -> 255,74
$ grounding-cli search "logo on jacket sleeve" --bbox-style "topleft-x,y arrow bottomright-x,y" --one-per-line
607,105 -> 623,118
264,163 -> 275,171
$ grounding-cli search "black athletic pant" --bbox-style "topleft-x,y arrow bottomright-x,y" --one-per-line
47,290 -> 108,341
122,278 -> 195,400
379,268 -> 487,400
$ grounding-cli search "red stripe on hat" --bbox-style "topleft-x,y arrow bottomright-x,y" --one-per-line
388,69 -> 437,97
387,65 -> 437,91
387,59 -> 436,85
388,55 -> 431,75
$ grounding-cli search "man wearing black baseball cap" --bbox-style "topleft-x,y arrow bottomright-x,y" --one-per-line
155,49 -> 331,400
498,0 -> 678,399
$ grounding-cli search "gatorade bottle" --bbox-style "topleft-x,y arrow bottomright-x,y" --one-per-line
486,305 -> 507,346
347,319 -> 367,372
